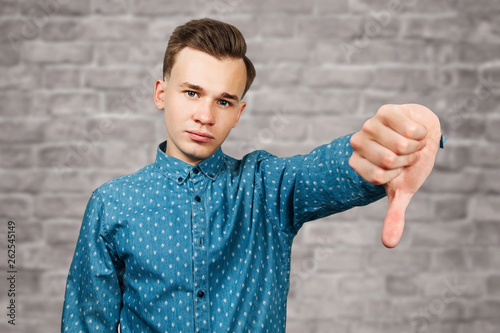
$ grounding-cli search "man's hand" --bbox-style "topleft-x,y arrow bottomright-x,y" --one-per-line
349,104 -> 441,248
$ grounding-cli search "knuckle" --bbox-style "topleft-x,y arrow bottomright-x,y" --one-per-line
395,140 -> 409,154
370,168 -> 386,185
350,133 -> 363,150
381,152 -> 397,169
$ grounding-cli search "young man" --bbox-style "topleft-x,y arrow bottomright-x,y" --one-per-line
61,18 -> 442,333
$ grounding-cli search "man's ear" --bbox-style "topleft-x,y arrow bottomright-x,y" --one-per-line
154,79 -> 167,110
232,101 -> 246,128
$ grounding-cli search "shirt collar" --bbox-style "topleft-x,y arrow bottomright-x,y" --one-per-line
154,140 -> 225,184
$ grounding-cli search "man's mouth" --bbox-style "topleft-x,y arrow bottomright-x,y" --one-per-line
187,130 -> 214,143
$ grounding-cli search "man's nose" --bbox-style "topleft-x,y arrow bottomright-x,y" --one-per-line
192,100 -> 215,125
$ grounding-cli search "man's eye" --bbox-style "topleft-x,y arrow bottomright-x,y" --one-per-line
186,91 -> 198,97
218,100 -> 231,107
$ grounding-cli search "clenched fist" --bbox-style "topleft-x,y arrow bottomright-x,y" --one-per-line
349,104 -> 442,248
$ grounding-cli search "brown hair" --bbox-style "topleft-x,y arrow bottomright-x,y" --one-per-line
162,18 -> 256,99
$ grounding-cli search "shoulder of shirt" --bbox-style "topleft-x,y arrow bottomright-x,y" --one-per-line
90,162 -> 156,198
223,149 -> 277,168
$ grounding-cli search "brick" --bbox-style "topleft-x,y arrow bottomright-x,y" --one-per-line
472,196 -> 500,222
486,118 -> 500,142
403,16 -> 469,41
41,169 -> 93,193
0,91 -> 32,117
411,224 -> 474,247
371,67 -> 409,90
102,142 -> 153,170
303,67 -> 372,89
480,170 -> 500,195
43,67 -> 81,89
459,42 -> 500,63
44,220 -> 81,245
467,248 -> 500,270
258,64 -> 302,85
37,143 -> 105,169
232,114 -> 307,143
297,17 -> 362,39
471,143 -> 500,168
258,15 -> 294,38
132,0 -> 195,15
251,91 -> 319,114
84,68 -> 153,89
475,222 -> 500,245
247,39 -> 311,63
315,250 -> 364,272
350,322 -> 414,333
93,0 -> 130,15
456,0 -> 500,13
287,298 -> 364,319
0,42 -> 20,65
421,169 -> 480,193
45,92 -> 100,115
81,19 -> 148,40
433,143 -> 470,171
0,0 -> 18,15
297,274 -> 338,298
0,65 -> 41,90
473,301 -> 500,320
310,117 -> 365,142
0,170 -> 45,193
34,193 -> 89,218
104,90 -> 158,115
302,222 -> 378,246
148,19 -> 186,41
338,275 -> 385,297
433,196 -> 469,221
21,42 -> 93,64
262,0 -> 313,13
43,117 -> 89,142
0,119 -> 45,143
386,275 -> 419,296
86,117 -> 155,143
0,145 -> 32,168
96,42 -> 130,65
367,250 -> 431,273
41,19 -> 84,41
40,270 -> 69,297
21,0 -> 91,16
458,321 -> 500,333
486,275 -> 500,296
433,249 -> 469,271
0,195 -> 31,219
316,0 -> 349,14
129,42 -> 165,64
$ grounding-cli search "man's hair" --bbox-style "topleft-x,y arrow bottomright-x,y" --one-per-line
162,18 -> 256,99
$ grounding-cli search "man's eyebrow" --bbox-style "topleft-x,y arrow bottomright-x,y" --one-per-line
180,82 -> 240,102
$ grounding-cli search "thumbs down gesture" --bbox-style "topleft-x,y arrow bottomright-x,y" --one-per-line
349,104 -> 442,248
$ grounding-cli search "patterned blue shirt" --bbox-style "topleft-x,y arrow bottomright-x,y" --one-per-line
61,133 -> 386,333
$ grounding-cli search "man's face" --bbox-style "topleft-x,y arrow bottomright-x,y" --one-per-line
154,47 -> 247,165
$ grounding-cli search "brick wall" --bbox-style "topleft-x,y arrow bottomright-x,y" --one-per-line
1,0 -> 499,332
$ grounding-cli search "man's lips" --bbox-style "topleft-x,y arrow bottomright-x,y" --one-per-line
186,130 -> 214,143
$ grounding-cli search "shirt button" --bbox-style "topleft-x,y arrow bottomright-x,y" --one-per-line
178,177 -> 183,182
197,290 -> 205,298
193,168 -> 199,174
194,195 -> 201,202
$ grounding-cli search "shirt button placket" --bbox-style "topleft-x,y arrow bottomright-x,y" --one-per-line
191,168 -> 209,332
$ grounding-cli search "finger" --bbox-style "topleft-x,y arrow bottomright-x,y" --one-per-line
381,190 -> 412,248
361,117 -> 427,156
349,152 -> 403,185
378,105 -> 428,141
354,138 -> 422,170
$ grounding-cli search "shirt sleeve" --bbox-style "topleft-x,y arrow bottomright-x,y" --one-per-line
61,190 -> 123,333
257,133 -> 387,237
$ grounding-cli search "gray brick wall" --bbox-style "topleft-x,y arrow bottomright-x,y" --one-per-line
1,0 -> 499,332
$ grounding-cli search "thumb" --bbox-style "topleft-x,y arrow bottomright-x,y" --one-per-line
381,190 -> 413,248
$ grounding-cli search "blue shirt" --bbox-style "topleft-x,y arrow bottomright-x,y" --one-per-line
61,133 -> 386,333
